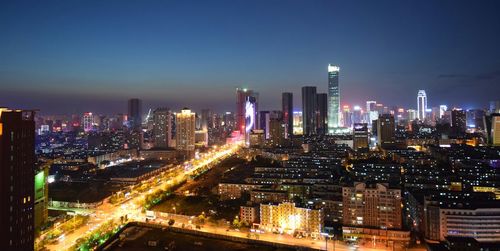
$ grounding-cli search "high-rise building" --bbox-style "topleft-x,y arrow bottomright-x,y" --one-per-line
175,108 -> 196,152
282,93 -> 293,138
236,88 -> 258,134
259,111 -> 270,139
451,109 -> 467,134
417,90 -> 427,121
439,105 -> 448,119
352,105 -> 363,124
82,112 -> 94,132
200,109 -> 211,132
268,117 -> 284,146
153,108 -> 172,148
293,111 -> 303,135
0,108 -> 35,251
316,93 -> 328,135
327,64 -> 340,132
34,164 -> 49,232
353,123 -> 369,150
342,182 -> 402,229
488,114 -> 500,146
366,101 -> 376,113
302,86 -> 317,135
342,105 -> 352,128
407,109 -> 417,121
128,98 -> 142,130
490,101 -> 500,114
377,114 -> 395,147
484,114 -> 499,145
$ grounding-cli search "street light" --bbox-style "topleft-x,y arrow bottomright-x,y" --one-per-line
321,233 -> 334,251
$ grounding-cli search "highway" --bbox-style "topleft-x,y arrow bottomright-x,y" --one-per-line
41,143 -> 240,251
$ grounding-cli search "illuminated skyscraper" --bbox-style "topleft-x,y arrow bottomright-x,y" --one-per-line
417,90 -> 427,121
302,86 -> 317,135
153,108 -> 172,148
175,108 -> 196,152
328,64 -> 340,132
282,92 -> 293,138
0,108 -> 35,251
82,112 -> 94,132
236,88 -> 258,134
316,93 -> 328,135
128,98 -> 142,130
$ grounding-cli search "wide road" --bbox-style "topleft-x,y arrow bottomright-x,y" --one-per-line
149,214 -> 416,251
42,143 -> 240,251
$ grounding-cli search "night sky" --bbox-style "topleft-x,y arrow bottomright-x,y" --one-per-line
1,0 -> 499,115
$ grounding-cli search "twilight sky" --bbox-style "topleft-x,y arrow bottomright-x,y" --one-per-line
1,0 -> 499,115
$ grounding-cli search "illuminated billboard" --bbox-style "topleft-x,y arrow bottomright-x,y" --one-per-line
245,96 -> 256,133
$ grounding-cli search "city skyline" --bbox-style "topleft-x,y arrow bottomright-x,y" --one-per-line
1,1 -> 500,114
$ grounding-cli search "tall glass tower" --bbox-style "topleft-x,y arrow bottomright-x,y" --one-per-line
328,64 -> 340,133
417,90 -> 427,121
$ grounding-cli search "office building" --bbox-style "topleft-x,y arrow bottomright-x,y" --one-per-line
377,114 -> 395,147
268,117 -> 284,146
417,90 -> 427,121
175,108 -> 196,152
282,92 -> 293,138
423,192 -> 500,243
342,105 -> 352,128
0,108 -> 35,251
153,108 -> 172,148
82,112 -> 94,132
128,98 -> 142,130
327,64 -> 340,132
34,165 -> 49,231
353,123 -> 369,150
316,93 -> 328,135
236,88 -> 258,135
302,86 -> 317,135
451,109 -> 467,134
293,111 -> 303,135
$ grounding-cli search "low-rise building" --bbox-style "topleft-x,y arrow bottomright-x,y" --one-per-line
259,202 -> 323,235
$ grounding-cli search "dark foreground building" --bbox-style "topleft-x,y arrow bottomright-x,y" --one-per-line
0,108 -> 35,251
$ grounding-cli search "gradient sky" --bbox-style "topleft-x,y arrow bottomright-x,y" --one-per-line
1,0 -> 499,115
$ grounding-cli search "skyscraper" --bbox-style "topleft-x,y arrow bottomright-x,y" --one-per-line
377,114 -> 395,147
316,93 -> 328,135
128,98 -> 142,130
327,64 -> 340,132
353,123 -> 369,150
451,109 -> 467,134
0,108 -> 35,251
236,88 -> 258,135
417,90 -> 427,121
302,86 -> 317,135
282,92 -> 293,138
175,108 -> 196,152
153,108 -> 172,148
82,112 -> 94,132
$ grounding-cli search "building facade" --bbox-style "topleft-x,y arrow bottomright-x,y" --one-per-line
175,108 -> 196,152
327,64 -> 340,132
0,108 -> 36,251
